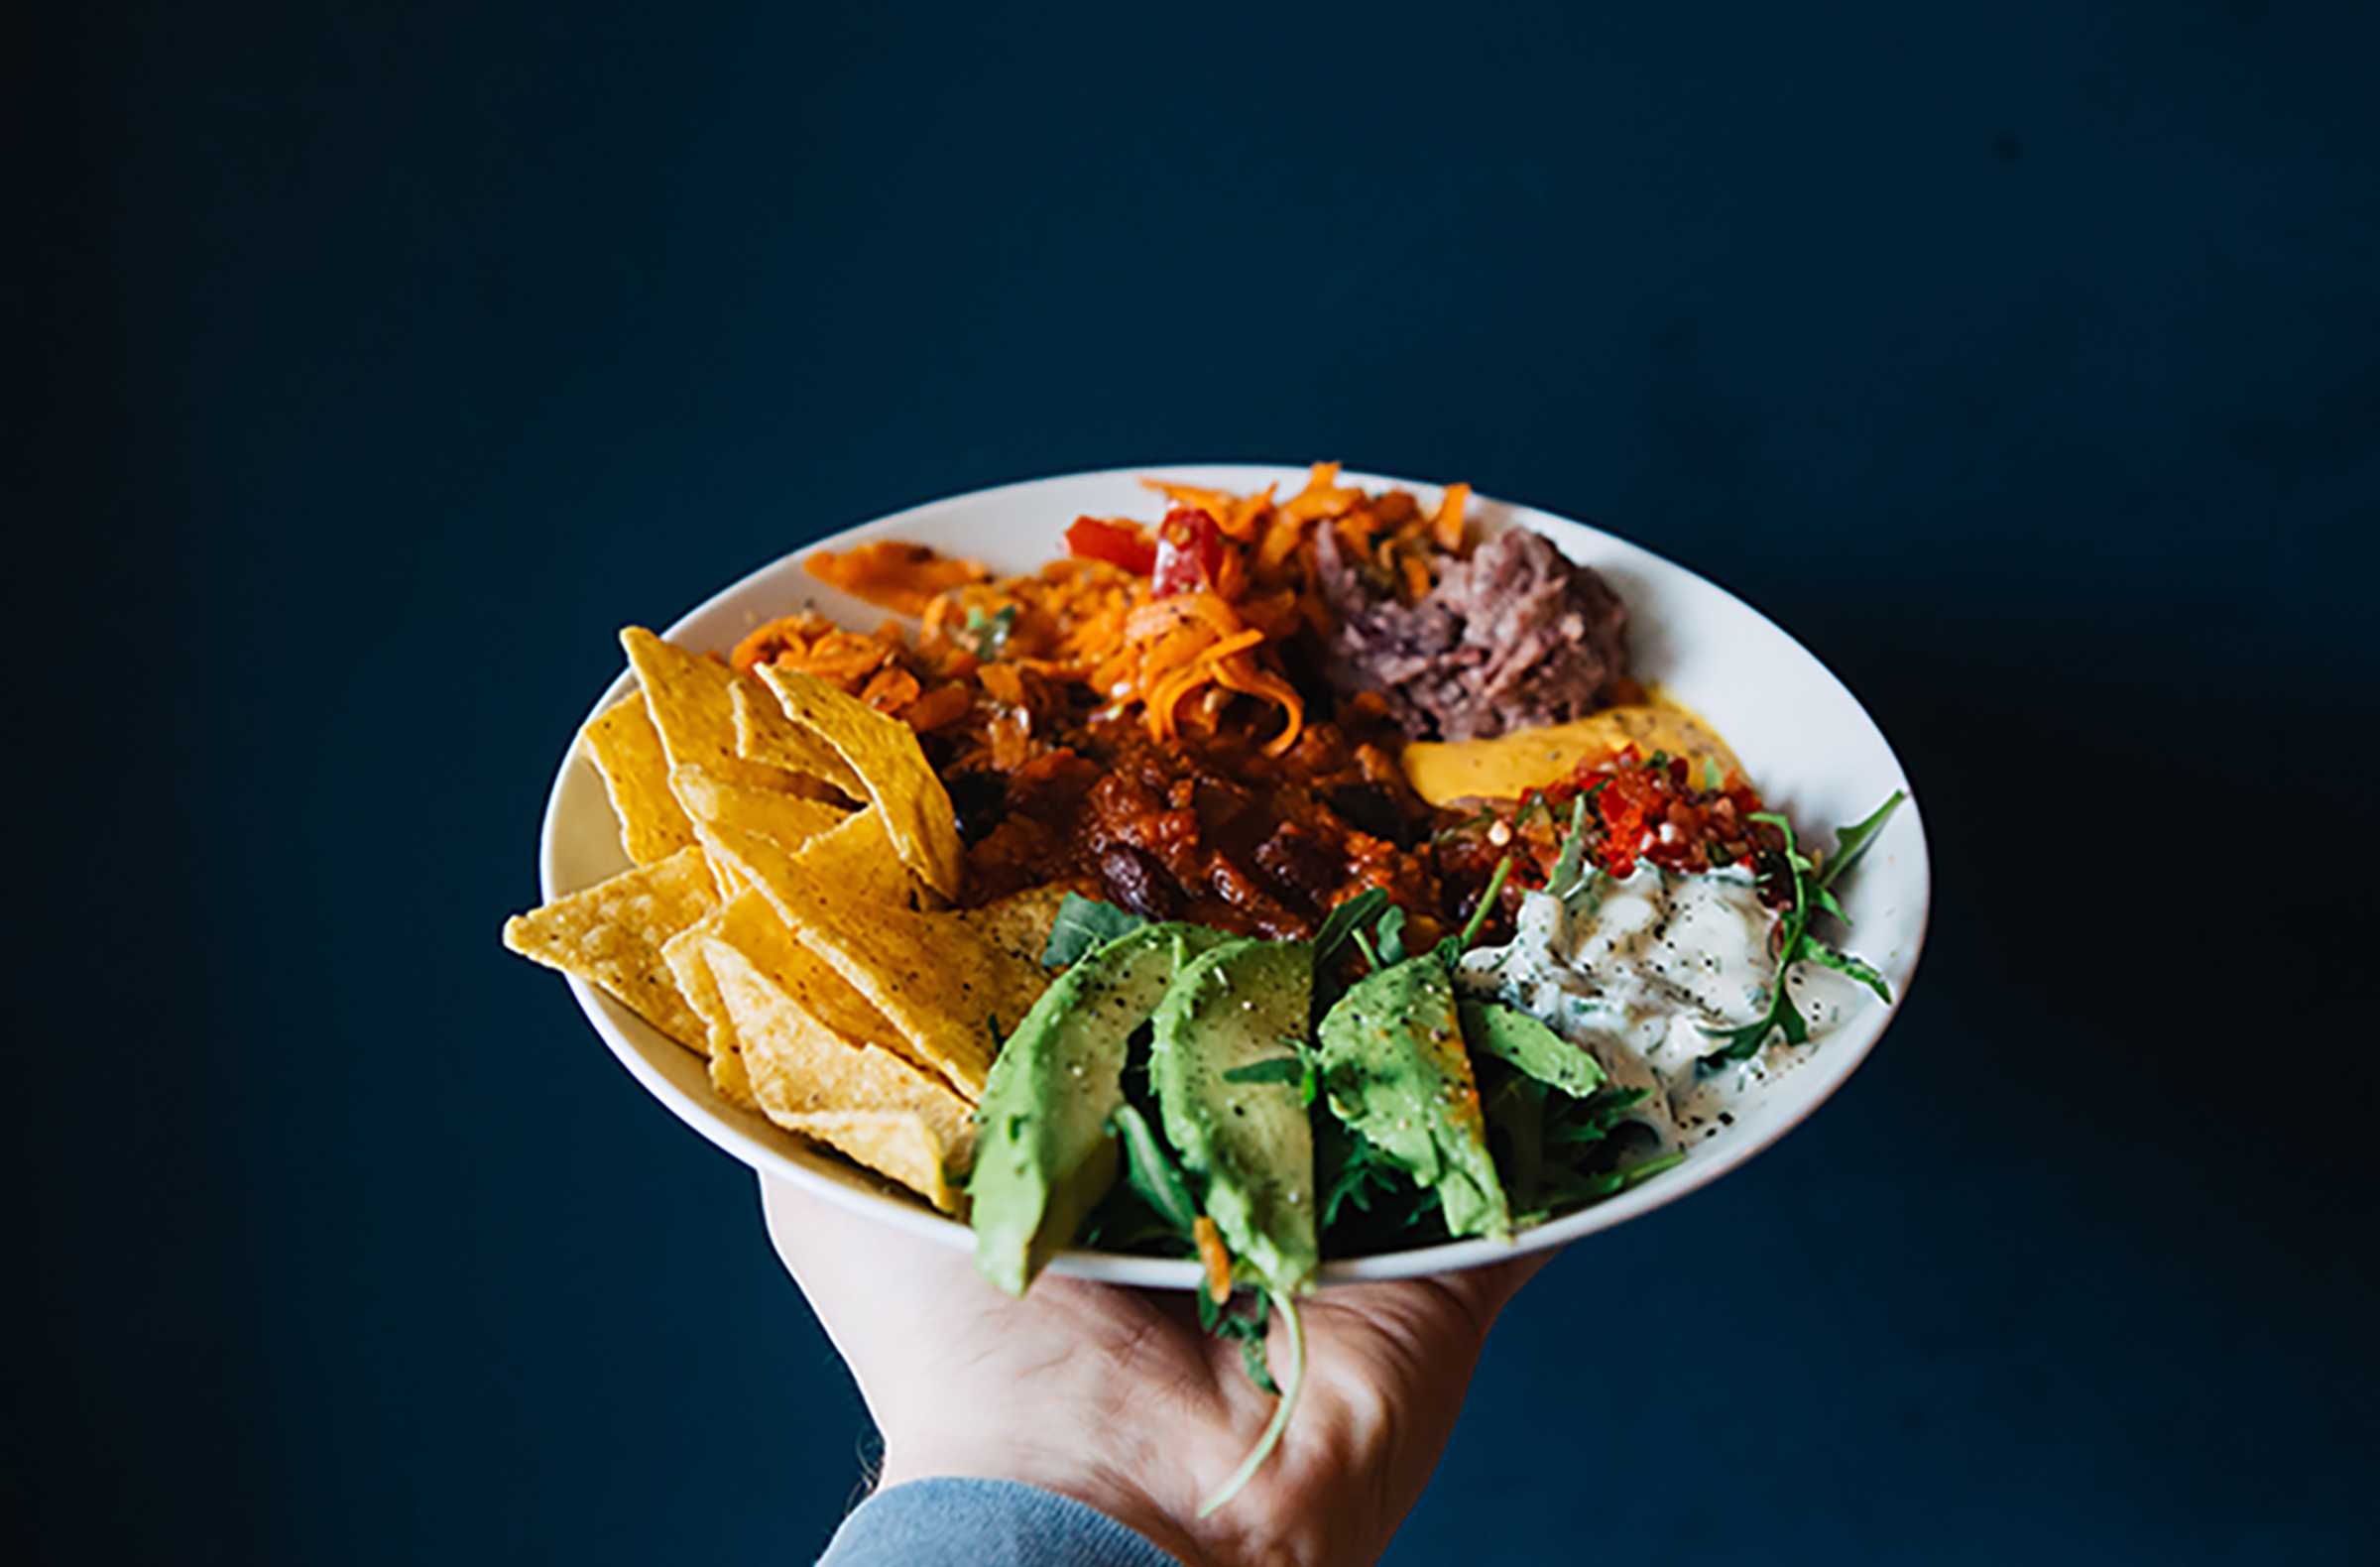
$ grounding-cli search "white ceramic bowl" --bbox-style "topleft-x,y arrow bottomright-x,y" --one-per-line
537,465 -> 1932,1286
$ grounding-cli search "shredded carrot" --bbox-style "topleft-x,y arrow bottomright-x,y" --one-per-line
807,542 -> 991,617
1193,1216 -> 1233,1305
1432,482 -> 1471,551
900,683 -> 973,731
778,467 -> 1475,762
859,664 -> 921,712
1279,461 -> 1362,526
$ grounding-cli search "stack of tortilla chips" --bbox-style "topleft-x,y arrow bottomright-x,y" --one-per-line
503,628 -> 1061,1214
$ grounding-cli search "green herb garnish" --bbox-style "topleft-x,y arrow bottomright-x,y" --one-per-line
962,603 -> 1019,661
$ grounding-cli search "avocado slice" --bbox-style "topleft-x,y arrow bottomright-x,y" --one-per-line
969,923 -> 1223,1295
1149,939 -> 1318,1295
1458,1000 -> 1606,1099
1318,955 -> 1511,1242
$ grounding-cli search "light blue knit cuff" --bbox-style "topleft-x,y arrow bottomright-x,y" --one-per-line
815,1476 -> 1181,1567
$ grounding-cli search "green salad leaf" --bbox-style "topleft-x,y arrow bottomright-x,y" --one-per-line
1042,894 -> 1147,968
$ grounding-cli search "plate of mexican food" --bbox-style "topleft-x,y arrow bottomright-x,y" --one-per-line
506,461 -> 1928,1298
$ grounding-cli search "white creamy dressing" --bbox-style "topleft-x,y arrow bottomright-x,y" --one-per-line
1456,866 -> 1862,1148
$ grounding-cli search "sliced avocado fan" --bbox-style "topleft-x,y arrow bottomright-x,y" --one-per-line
1149,938 -> 1318,1295
1318,953 -> 1512,1242
968,923 -> 1223,1295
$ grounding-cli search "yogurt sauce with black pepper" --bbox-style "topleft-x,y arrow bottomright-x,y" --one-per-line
1456,866 -> 1861,1147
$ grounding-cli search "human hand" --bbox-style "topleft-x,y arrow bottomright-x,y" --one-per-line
761,1173 -> 1551,1567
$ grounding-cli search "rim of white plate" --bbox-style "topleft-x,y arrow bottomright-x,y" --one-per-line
535,463 -> 1933,1287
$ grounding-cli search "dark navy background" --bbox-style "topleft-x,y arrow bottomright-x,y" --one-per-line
24,3 -> 2377,1562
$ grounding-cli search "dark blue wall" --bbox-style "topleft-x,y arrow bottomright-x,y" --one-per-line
25,3 -> 2376,1562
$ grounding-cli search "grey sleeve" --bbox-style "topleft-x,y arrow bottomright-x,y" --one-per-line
815,1477 -> 1181,1567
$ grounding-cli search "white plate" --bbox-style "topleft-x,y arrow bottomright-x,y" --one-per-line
537,464 -> 1932,1287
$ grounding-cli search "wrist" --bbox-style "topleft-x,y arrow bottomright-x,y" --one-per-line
875,1440 -> 1207,1565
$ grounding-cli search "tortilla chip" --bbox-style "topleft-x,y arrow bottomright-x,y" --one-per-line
757,663 -> 966,901
955,883 -> 1072,975
668,764 -> 849,860
580,697 -> 696,863
619,628 -> 817,796
769,1110 -> 970,1216
502,846 -> 717,1049
658,904 -> 740,1088
731,679 -> 865,799
703,912 -> 977,1213
699,815 -> 1049,1098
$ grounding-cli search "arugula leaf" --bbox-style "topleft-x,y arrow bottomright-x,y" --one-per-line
1315,1117 -> 1438,1239
1373,905 -> 1408,967
1700,810 -> 1814,1067
1544,1084 -> 1651,1145
1435,854 -> 1513,966
1546,792 -> 1595,896
1198,1289 -> 1279,1395
1699,792 -> 1902,1067
1530,1149 -> 1686,1211
1805,939 -> 1893,1004
1075,1180 -> 1196,1255
1459,1000 -> 1606,1098
1041,894 -> 1146,968
1107,1103 -> 1199,1238
1314,888 -> 1391,965
1817,789 -> 1905,893
1198,1288 -> 1305,1516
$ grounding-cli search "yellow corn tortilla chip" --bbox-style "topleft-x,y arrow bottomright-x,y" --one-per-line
704,916 -> 976,1213
502,846 -> 717,1050
619,628 -> 821,796
757,663 -> 966,901
580,697 -> 696,863
668,763 -> 849,866
657,905 -> 737,1082
955,883 -> 1072,973
731,678 -> 865,799
699,815 -> 1050,1099
684,887 -> 909,1105
713,879 -> 906,1044
769,1110 -> 969,1217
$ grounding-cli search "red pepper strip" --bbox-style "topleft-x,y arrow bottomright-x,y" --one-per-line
1065,516 -> 1157,575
